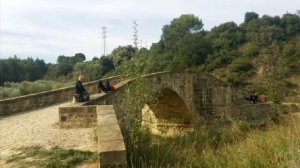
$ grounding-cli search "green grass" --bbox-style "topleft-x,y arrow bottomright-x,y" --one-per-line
128,115 -> 300,168
6,146 -> 97,168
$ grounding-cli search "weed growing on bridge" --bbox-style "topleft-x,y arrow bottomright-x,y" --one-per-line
118,59 -> 159,167
6,146 -> 97,168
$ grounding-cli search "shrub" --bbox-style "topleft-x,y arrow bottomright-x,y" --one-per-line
0,80 -> 72,100
244,44 -> 260,57
6,146 -> 97,168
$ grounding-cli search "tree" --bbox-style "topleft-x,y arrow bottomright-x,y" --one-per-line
281,13 -> 300,35
244,12 -> 259,23
209,22 -> 244,49
74,53 -> 86,62
55,63 -> 73,76
57,53 -> 86,65
258,25 -> 284,45
172,32 -> 211,69
0,56 -> 48,85
57,55 -> 67,64
161,14 -> 203,51
260,15 -> 281,26
99,56 -> 114,76
225,60 -> 254,86
110,45 -> 136,66
92,57 -> 100,61
33,59 -> 48,79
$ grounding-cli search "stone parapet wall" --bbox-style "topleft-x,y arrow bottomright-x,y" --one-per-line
58,103 -> 127,166
232,103 -> 277,126
59,105 -> 97,128
97,105 -> 127,168
230,103 -> 300,126
0,76 -> 122,116
278,103 -> 300,114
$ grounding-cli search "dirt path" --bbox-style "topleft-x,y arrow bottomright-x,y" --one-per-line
0,102 -> 97,166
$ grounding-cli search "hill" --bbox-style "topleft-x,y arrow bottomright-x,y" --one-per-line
107,12 -> 300,103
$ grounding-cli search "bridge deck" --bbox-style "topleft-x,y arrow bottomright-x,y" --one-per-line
0,102 -> 97,166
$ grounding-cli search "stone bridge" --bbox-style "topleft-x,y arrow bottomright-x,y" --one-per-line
87,71 -> 272,126
59,71 -> 282,167
2,71 -> 296,168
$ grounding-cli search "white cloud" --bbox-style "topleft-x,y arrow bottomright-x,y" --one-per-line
1,0 -> 300,63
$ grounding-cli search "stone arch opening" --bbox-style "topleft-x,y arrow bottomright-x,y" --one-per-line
142,88 -> 193,136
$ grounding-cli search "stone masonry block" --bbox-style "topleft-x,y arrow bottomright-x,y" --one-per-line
97,114 -> 118,127
98,125 -> 124,142
59,106 -> 97,128
99,150 -> 127,168
97,105 -> 127,167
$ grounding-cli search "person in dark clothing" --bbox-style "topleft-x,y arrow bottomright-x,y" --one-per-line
249,92 -> 258,104
252,92 -> 259,104
97,80 -> 107,93
244,92 -> 259,104
105,80 -> 116,92
73,74 -> 89,102
105,80 -> 111,92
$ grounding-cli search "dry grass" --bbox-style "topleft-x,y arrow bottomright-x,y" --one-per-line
129,114 -> 300,168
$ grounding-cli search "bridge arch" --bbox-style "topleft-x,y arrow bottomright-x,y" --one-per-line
142,88 -> 193,135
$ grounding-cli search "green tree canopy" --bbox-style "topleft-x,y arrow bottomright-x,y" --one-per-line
99,56 -> 114,76
161,14 -> 203,51
244,12 -> 259,23
209,22 -> 244,49
110,45 -> 136,66
0,56 -> 47,85
281,13 -> 300,35
57,53 -> 86,65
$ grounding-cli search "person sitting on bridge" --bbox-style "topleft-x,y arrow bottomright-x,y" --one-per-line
244,92 -> 260,104
258,94 -> 266,103
73,74 -> 90,102
250,92 -> 259,104
105,80 -> 116,92
97,80 -> 107,93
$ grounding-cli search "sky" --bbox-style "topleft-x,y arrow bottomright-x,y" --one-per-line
0,0 -> 299,63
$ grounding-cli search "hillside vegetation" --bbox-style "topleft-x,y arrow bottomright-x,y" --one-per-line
1,11 -> 300,102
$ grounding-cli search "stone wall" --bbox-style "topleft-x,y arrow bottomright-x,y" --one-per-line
278,103 -> 300,114
231,103 -> 300,126
97,105 -> 127,168
233,103 -> 276,126
192,73 -> 231,119
59,105 -> 127,167
59,105 -> 97,128
0,76 -> 122,116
